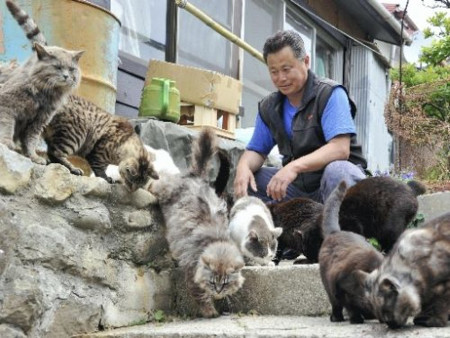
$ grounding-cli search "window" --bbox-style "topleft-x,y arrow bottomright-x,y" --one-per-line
111,0 -> 166,61
177,0 -> 235,76
241,0 -> 283,127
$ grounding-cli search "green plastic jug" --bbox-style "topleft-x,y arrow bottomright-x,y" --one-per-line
139,77 -> 180,123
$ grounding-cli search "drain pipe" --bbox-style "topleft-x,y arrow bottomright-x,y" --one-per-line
175,0 -> 265,64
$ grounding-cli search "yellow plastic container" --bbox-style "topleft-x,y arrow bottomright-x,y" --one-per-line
139,77 -> 181,123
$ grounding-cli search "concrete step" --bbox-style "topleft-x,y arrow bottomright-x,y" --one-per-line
74,314 -> 450,338
174,264 -> 329,317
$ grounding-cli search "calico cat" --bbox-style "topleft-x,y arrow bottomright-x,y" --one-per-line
319,181 -> 384,324
268,197 -> 324,264
364,212 -> 450,328
148,128 -> 244,318
5,0 -> 157,191
0,3 -> 83,164
228,196 -> 282,266
339,176 -> 426,252
105,144 -> 180,182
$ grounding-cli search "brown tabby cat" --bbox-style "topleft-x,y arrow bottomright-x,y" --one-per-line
364,212 -> 450,328
4,0 -> 157,190
319,181 -> 383,324
0,16 -> 83,164
148,128 -> 245,318
43,95 -> 159,190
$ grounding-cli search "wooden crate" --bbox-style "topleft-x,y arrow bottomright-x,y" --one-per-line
179,102 -> 237,140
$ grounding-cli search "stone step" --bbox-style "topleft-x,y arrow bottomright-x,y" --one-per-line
173,264 -> 329,317
74,315 -> 450,338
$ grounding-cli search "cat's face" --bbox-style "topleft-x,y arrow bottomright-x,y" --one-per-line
119,151 -> 159,192
32,43 -> 83,90
365,272 -> 420,328
243,216 -> 283,263
194,242 -> 244,300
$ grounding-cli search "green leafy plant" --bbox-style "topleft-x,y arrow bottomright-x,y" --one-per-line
367,238 -> 382,251
153,309 -> 166,323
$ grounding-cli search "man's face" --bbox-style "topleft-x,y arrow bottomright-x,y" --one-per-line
267,46 -> 310,100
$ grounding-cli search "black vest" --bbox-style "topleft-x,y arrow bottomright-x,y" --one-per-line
259,70 -> 367,193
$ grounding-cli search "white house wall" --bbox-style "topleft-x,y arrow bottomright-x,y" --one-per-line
350,45 -> 393,173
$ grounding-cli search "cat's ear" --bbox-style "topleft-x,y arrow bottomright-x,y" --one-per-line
72,50 -> 85,63
272,227 -> 283,238
34,43 -> 50,60
126,166 -> 137,177
379,276 -> 400,295
148,167 -> 159,180
248,229 -> 258,241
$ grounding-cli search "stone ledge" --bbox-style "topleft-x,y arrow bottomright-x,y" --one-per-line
418,191 -> 450,221
173,264 -> 330,317
74,314 -> 450,338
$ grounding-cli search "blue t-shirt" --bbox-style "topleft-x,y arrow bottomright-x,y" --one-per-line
247,87 -> 356,155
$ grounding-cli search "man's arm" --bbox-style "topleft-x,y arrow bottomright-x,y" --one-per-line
266,135 -> 350,201
233,150 -> 266,198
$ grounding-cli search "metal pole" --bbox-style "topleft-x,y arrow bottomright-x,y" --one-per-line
175,0 -> 265,64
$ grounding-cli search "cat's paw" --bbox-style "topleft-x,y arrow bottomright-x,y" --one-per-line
30,154 -> 47,165
199,305 -> 219,318
349,314 -> 364,324
2,139 -> 18,151
330,313 -> 344,322
414,315 -> 447,327
71,168 -> 84,176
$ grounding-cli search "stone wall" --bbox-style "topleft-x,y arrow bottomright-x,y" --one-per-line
0,144 -> 174,338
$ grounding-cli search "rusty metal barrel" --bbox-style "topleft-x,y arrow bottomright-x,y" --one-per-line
0,0 -> 120,113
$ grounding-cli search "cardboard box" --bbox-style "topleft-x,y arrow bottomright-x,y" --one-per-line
144,59 -> 242,114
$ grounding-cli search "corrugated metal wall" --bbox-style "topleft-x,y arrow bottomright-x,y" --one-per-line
350,46 -> 393,173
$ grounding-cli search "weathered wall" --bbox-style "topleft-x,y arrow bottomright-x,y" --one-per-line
0,144 -> 174,338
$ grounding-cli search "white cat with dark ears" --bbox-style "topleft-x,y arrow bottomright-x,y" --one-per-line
229,196 -> 282,266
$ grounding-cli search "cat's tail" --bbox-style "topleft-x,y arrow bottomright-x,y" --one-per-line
189,127 -> 217,179
214,148 -> 230,196
406,180 -> 427,196
322,180 -> 348,237
6,0 -> 47,47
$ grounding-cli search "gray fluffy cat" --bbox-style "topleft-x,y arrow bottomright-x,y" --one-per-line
0,11 -> 83,164
3,0 -> 157,191
363,211 -> 450,328
319,181 -> 383,324
148,128 -> 244,318
229,196 -> 282,266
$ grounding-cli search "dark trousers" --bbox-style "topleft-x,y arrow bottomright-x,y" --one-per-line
250,160 -> 366,204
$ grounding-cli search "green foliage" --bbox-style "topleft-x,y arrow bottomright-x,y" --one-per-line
420,11 -> 450,66
390,63 -> 450,88
153,309 -> 166,323
408,212 -> 425,229
367,238 -> 382,251
423,148 -> 450,181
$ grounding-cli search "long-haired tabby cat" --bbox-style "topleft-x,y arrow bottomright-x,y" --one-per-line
0,2 -> 83,164
229,196 -> 282,266
319,181 -> 384,324
364,212 -> 450,328
3,0 -> 157,191
148,128 -> 244,318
